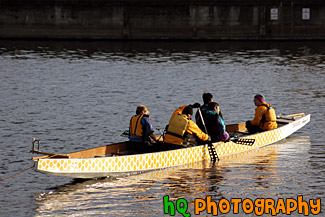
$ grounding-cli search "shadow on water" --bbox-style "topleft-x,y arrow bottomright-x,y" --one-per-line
48,176 -> 114,192
1,40 -> 325,56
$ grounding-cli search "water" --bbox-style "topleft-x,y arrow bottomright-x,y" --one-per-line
0,40 -> 324,216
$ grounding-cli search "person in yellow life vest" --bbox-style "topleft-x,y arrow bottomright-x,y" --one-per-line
164,105 -> 210,146
246,94 -> 277,134
168,103 -> 201,124
129,105 -> 160,153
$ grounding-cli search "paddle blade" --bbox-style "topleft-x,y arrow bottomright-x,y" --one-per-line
207,143 -> 219,163
120,130 -> 129,138
234,138 -> 255,146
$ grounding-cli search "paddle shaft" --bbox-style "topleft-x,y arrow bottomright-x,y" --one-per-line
286,113 -> 305,117
197,108 -> 218,162
197,108 -> 208,134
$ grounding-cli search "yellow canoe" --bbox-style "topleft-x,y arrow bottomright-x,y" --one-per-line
31,113 -> 310,179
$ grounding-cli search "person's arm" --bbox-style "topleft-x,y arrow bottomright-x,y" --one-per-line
217,116 -> 229,141
142,116 -> 158,142
149,133 -> 161,142
187,120 -> 209,141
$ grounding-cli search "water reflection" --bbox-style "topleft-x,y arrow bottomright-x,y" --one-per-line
1,41 -> 325,66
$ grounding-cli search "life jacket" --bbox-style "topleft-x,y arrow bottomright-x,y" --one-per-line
259,104 -> 277,130
165,114 -> 191,145
129,114 -> 149,138
168,105 -> 187,124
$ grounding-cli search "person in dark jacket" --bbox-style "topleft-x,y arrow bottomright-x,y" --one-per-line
195,92 -> 214,130
204,102 -> 229,142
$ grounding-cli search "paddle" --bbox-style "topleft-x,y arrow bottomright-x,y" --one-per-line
197,108 -> 219,162
230,137 -> 255,146
120,130 -> 129,138
120,128 -> 163,138
277,113 -> 305,121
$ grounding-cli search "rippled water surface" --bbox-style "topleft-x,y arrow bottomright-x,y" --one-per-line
0,41 -> 324,216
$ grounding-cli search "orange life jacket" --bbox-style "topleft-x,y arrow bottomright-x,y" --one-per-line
129,114 -> 145,137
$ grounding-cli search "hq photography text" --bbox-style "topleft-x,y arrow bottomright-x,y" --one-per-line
163,195 -> 321,216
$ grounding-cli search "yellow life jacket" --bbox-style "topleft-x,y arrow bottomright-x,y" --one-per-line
129,114 -> 144,137
166,114 -> 189,140
259,104 -> 277,130
168,105 -> 187,124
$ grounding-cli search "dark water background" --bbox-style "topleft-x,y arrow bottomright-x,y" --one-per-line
0,40 -> 324,216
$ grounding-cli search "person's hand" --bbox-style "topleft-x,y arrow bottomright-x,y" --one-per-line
192,102 -> 201,108
230,137 -> 239,143
156,135 -> 163,142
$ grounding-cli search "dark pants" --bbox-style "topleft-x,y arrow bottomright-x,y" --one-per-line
158,143 -> 181,151
128,141 -> 181,154
246,121 -> 263,134
128,141 -> 156,153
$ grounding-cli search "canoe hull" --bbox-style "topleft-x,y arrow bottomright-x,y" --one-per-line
33,114 -> 310,179
35,144 -> 207,179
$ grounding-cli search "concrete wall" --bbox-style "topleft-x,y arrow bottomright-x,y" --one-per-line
0,0 -> 324,40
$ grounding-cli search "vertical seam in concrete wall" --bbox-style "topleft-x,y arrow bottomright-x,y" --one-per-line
322,7 -> 324,28
291,1 -> 294,37
260,6 -> 266,37
123,5 -> 130,39
190,5 -> 197,39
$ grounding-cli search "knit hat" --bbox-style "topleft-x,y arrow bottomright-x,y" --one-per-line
254,94 -> 265,102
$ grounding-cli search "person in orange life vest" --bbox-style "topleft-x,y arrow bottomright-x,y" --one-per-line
129,105 -> 160,153
246,94 -> 277,134
164,105 -> 210,146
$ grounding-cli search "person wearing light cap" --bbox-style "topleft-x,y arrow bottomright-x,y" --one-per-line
129,105 -> 161,153
246,94 -> 277,134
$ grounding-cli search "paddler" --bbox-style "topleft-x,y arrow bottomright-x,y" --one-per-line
129,105 -> 161,153
164,105 -> 210,147
246,94 -> 278,134
204,102 -> 230,142
168,102 -> 201,124
195,92 -> 214,126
